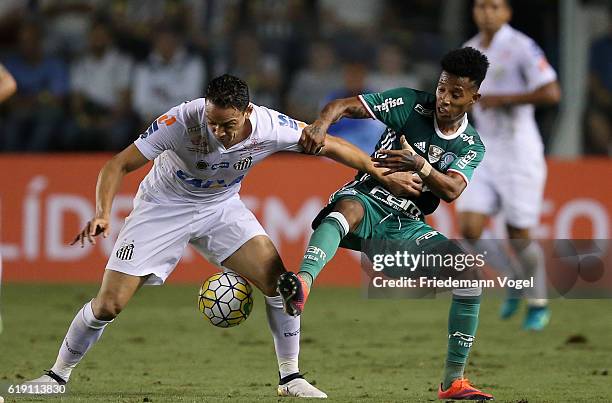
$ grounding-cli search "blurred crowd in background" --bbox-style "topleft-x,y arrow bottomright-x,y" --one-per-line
0,0 -> 609,155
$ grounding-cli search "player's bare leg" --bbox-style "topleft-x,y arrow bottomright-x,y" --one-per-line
458,212 -> 488,241
222,235 -> 327,398
278,198 -> 364,316
507,225 -> 549,331
25,270 -> 147,388
459,212 -> 524,319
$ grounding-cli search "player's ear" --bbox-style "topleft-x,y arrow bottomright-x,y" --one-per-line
244,104 -> 253,118
471,92 -> 482,105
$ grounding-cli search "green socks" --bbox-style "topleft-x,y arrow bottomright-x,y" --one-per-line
298,215 -> 347,289
443,296 -> 481,389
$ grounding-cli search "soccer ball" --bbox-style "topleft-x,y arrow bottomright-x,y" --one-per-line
198,272 -> 253,327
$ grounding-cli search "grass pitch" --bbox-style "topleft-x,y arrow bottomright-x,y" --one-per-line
1,284 -> 611,402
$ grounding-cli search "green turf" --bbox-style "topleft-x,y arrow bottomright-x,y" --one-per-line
1,284 -> 611,402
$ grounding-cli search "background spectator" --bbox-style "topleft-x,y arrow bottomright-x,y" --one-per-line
68,18 -> 135,151
3,21 -> 68,151
132,25 -> 205,126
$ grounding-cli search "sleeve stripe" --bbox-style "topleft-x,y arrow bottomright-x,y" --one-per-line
447,169 -> 469,186
357,95 -> 377,120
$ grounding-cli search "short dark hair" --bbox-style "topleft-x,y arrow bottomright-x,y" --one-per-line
440,47 -> 490,87
205,74 -> 250,111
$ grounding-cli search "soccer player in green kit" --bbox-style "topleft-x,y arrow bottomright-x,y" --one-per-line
278,47 -> 494,400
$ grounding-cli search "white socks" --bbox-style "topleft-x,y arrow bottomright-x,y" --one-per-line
50,296 -> 301,382
265,294 -> 300,378
50,300 -> 112,382
516,242 -> 548,304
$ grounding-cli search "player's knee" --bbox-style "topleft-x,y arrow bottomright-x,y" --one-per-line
460,220 -> 484,240
92,294 -> 126,320
333,199 -> 364,232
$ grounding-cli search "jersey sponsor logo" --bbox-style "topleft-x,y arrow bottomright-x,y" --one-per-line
414,141 -> 426,153
456,150 -> 478,169
368,186 -> 422,220
176,170 -> 244,189
428,145 -> 444,163
278,114 -> 306,131
373,97 -> 404,113
233,156 -> 252,170
414,103 -> 433,116
460,133 -> 475,145
438,152 -> 457,171
116,240 -> 134,261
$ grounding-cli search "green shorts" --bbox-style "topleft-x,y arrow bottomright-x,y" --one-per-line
312,188 -> 447,246
312,188 -> 470,279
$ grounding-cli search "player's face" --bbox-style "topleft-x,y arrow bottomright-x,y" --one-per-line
435,72 -> 480,123
473,0 -> 511,34
205,102 -> 252,146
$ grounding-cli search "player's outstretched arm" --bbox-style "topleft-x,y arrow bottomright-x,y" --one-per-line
71,144 -> 149,247
480,81 -> 561,109
319,135 -> 422,198
301,96 -> 370,154
372,137 -> 466,202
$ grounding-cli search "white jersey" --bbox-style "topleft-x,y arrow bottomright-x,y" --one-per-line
134,98 -> 303,204
464,24 -> 557,162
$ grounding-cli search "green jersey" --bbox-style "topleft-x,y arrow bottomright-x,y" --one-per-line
339,87 -> 486,220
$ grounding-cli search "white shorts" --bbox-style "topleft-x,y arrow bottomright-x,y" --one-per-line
455,155 -> 547,229
106,195 -> 267,285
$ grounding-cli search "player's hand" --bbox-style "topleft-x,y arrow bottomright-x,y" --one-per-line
479,95 -> 510,109
300,120 -> 328,155
382,172 -> 423,198
70,217 -> 110,248
372,150 -> 425,175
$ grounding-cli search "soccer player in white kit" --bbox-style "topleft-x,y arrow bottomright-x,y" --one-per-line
25,74 -> 422,397
456,0 -> 561,330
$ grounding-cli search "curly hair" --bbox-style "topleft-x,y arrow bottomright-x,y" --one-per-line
440,47 -> 490,87
205,74 -> 250,111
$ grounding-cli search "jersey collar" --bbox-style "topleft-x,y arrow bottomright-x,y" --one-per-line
434,113 -> 468,140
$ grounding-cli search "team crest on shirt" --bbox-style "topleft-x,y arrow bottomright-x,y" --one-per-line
428,145 -> 444,163
438,152 -> 457,171
233,156 -> 253,170
116,240 -> 135,261
196,160 -> 208,170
